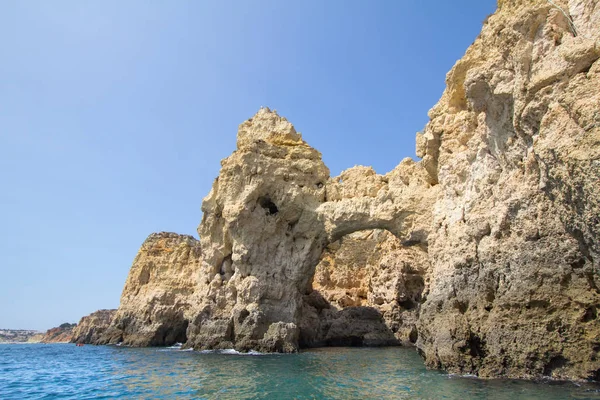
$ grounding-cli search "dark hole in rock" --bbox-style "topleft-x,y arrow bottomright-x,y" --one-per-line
543,355 -> 568,376
219,254 -> 233,277
468,332 -> 486,358
456,301 -> 469,314
326,335 -> 364,347
525,299 -> 549,309
571,258 -> 586,269
409,327 -> 418,343
151,319 -> 189,347
399,299 -> 418,310
401,239 -> 421,247
237,309 -> 250,324
582,306 -> 598,322
589,368 -> 600,382
258,196 -> 279,215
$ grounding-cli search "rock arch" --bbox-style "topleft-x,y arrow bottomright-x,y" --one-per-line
299,228 -> 430,348
187,108 -> 438,352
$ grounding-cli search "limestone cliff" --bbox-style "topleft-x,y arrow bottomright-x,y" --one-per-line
98,232 -> 201,346
187,109 -> 436,352
97,0 -> 599,382
40,323 -> 76,343
307,229 -> 428,347
414,0 -> 600,381
71,309 -> 116,344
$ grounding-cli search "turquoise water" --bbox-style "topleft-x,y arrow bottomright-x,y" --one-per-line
1,344 -> 599,399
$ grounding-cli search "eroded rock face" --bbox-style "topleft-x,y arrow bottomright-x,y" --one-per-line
302,229 -> 429,347
71,309 -> 116,344
187,109 -> 436,352
187,109 -> 331,351
41,323 -> 75,343
415,0 -> 600,381
96,0 -> 599,382
98,232 -> 201,346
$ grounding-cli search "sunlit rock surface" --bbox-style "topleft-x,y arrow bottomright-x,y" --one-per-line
99,0 -> 599,382
98,233 -> 201,346
415,0 -> 600,380
71,309 -> 116,344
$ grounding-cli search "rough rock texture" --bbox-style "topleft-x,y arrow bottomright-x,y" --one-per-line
305,229 -> 428,347
98,232 -> 201,346
40,323 -> 76,343
98,0 -> 599,382
71,309 -> 116,344
187,109 -> 437,352
415,0 -> 600,381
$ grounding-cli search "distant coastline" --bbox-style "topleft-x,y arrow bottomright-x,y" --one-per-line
0,329 -> 43,343
0,322 -> 76,344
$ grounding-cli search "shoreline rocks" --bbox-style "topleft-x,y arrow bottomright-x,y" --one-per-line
71,309 -> 116,344
40,323 -> 76,343
96,232 -> 201,346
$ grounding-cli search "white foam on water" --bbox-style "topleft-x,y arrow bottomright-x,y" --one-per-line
195,348 -> 269,355
220,349 -> 240,355
448,373 -> 479,379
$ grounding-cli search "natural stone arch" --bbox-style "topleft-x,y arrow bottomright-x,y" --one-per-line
299,227 -> 430,348
187,108 -> 438,353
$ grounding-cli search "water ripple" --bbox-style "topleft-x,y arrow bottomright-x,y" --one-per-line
0,344 -> 599,399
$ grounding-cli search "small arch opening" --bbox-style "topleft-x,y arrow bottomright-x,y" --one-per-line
301,229 -> 428,348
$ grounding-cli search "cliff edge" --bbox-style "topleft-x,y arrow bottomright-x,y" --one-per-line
415,0 -> 600,380
98,0 -> 599,382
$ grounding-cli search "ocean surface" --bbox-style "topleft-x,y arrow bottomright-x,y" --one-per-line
1,344 -> 599,399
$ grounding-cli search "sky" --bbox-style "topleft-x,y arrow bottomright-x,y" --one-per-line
0,0 -> 497,330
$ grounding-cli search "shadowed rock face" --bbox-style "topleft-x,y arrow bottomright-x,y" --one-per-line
97,232 -> 201,346
301,229 -> 429,347
71,309 -> 116,344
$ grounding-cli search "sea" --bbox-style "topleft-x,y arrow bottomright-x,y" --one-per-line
1,344 -> 599,399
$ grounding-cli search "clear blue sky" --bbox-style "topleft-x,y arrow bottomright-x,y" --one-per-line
0,1 -> 496,330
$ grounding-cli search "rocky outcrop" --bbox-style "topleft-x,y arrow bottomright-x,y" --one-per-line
414,0 -> 600,381
305,229 -> 428,347
41,323 -> 76,343
186,109 -> 436,352
71,309 -> 116,344
97,0 -> 599,382
97,232 -> 201,346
